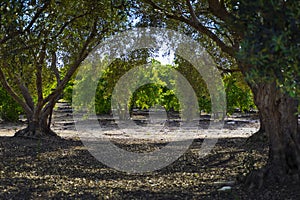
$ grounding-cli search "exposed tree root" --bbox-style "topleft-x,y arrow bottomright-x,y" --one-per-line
14,127 -> 59,139
246,128 -> 267,144
244,164 -> 300,191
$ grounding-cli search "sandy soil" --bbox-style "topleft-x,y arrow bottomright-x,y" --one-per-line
0,114 -> 260,139
1,115 -> 300,199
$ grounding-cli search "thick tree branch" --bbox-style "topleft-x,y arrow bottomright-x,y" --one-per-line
50,51 -> 61,84
1,61 -> 35,111
42,20 -> 103,106
212,24 -> 235,46
207,0 -> 243,40
174,15 -> 235,56
145,0 -> 235,57
36,44 -> 46,103
16,76 -> 35,111
186,0 -> 198,23
207,0 -> 232,23
0,67 -> 32,115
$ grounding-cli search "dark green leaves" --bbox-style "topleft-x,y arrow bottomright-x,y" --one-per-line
235,0 -> 300,97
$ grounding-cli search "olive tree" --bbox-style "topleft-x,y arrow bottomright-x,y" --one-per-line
0,0 -> 126,137
136,0 -> 300,187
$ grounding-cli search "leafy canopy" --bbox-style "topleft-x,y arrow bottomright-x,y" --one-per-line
233,0 -> 300,97
0,0 -> 127,118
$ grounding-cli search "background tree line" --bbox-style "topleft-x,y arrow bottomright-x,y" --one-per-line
64,49 -> 255,116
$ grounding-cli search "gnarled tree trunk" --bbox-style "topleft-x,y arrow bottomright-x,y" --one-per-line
246,111 -> 267,143
14,101 -> 58,138
246,82 -> 300,188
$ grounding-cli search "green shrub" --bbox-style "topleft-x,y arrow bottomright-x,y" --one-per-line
0,86 -> 23,122
224,73 -> 256,114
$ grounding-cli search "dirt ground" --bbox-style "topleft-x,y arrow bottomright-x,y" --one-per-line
0,116 -> 300,199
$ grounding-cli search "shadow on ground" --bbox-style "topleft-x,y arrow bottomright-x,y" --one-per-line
0,135 -> 299,199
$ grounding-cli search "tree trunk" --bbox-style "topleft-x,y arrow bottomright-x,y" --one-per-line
257,111 -> 265,134
246,82 -> 300,189
246,103 -> 267,143
14,104 -> 58,138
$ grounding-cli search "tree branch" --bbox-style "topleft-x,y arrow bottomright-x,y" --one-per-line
207,0 -> 233,23
212,23 -> 235,47
145,0 -> 235,57
216,65 -> 240,74
0,66 -> 32,115
50,51 -> 61,84
174,15 -> 235,56
36,44 -> 46,103
42,19 -> 103,106
1,61 -> 35,111
52,12 -> 89,40
16,76 -> 35,111
186,0 -> 198,23
0,1 -> 51,44
207,0 -> 243,40
24,1 -> 51,33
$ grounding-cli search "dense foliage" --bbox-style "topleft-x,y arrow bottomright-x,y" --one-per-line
0,0 -> 128,135
0,86 -> 23,121
67,56 -> 254,115
235,0 -> 300,97
94,59 -> 181,114
224,73 -> 255,114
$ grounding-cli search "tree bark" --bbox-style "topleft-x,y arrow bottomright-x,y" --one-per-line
246,82 -> 300,188
14,104 -> 58,138
257,111 -> 265,134
246,100 -> 267,144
